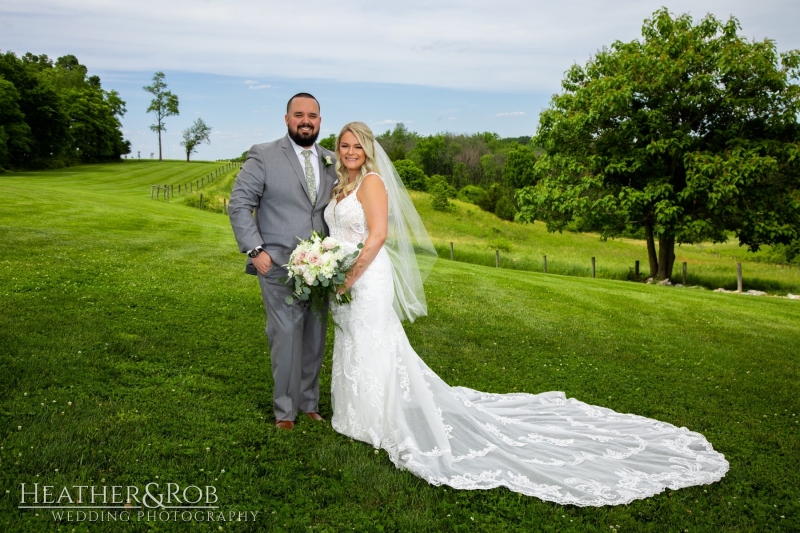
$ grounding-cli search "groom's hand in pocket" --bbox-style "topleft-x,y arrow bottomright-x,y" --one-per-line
253,252 -> 273,275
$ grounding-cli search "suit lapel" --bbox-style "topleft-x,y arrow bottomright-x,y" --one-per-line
281,135 -> 311,201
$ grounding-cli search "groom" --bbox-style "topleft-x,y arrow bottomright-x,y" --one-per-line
229,93 -> 337,430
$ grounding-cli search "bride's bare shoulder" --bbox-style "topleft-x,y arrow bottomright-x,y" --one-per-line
357,173 -> 388,202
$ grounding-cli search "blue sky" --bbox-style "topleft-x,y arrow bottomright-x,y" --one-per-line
3,0 -> 798,160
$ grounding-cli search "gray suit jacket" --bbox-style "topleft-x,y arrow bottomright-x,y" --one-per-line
229,135 -> 337,276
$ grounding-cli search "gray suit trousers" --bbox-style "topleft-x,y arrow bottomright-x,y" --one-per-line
258,264 -> 327,421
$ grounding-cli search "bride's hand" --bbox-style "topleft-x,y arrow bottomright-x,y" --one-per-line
338,278 -> 353,295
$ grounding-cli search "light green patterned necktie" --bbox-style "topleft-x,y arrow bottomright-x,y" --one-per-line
301,150 -> 317,205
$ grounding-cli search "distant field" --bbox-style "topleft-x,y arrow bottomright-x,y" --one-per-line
1,161 -> 798,532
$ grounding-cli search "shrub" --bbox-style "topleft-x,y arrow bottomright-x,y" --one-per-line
429,182 -> 452,211
479,183 -> 504,213
487,237 -> 513,253
495,195 -> 518,221
393,159 -> 428,191
428,174 -> 456,198
457,185 -> 487,205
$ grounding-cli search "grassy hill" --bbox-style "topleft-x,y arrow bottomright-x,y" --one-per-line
172,160 -> 800,294
1,161 -> 799,532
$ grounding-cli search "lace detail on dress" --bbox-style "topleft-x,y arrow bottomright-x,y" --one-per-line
324,188 -> 729,506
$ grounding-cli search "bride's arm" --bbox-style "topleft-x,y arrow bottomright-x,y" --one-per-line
343,173 -> 388,290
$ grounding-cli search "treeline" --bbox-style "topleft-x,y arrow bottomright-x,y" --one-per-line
0,51 -> 130,171
319,124 -> 539,220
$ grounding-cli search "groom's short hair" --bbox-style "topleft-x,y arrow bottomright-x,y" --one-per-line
287,93 -> 320,113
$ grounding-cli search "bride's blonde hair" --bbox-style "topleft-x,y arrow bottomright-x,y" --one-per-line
331,122 -> 377,201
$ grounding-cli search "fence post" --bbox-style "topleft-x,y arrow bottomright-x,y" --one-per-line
682,262 -> 687,285
171,184 -> 174,197
151,185 -> 155,199
543,255 -> 547,273
635,260 -> 639,279
495,250 -> 499,268
164,185 -> 169,202
199,193 -> 203,210
449,242 -> 454,261
737,262 -> 743,292
591,257 -> 596,278
223,198 -> 227,215
156,186 -> 161,200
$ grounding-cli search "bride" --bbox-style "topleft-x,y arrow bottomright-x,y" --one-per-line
322,122 -> 729,506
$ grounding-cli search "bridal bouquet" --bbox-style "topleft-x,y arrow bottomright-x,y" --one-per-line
283,231 -> 362,315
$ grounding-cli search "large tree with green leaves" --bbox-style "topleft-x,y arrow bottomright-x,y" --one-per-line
143,71 -> 179,162
517,9 -> 800,279
180,118 -> 212,162
0,51 -> 128,168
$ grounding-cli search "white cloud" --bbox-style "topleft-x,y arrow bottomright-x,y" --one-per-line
496,111 -> 526,117
243,80 -> 271,89
4,0 -> 798,92
6,0 -> 800,91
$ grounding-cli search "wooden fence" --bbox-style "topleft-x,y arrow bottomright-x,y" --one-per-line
447,241 -> 774,293
150,161 -> 238,203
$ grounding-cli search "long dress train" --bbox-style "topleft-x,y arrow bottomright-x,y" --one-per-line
323,180 -> 728,506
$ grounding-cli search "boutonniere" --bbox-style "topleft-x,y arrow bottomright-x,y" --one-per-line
323,156 -> 333,168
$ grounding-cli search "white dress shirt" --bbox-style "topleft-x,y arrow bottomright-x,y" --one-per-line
288,136 -> 320,196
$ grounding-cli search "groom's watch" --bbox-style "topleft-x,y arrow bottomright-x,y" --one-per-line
248,245 -> 266,258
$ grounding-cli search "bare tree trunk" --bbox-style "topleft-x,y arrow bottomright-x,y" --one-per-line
644,220 -> 658,277
186,151 -> 190,163
158,128 -> 163,162
657,235 -> 676,280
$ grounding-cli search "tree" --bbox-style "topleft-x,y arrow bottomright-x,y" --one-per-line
428,174 -> 456,211
479,153 -> 500,187
318,133 -> 336,151
180,118 -> 212,162
0,51 -> 128,168
393,159 -> 428,191
143,71 -> 179,161
376,123 -> 418,161
517,9 -> 800,279
0,78 -> 33,169
0,51 -> 70,167
409,134 -> 453,177
451,162 -> 468,190
502,145 -> 537,189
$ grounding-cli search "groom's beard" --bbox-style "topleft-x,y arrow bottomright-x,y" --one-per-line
288,123 -> 320,147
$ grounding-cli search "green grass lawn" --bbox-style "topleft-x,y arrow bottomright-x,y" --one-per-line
1,162 -> 799,532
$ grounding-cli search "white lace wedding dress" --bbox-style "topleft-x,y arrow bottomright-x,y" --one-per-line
323,179 -> 729,506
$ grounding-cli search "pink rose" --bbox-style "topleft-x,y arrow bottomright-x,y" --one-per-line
294,250 -> 307,265
321,237 -> 337,250
307,251 -> 322,266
